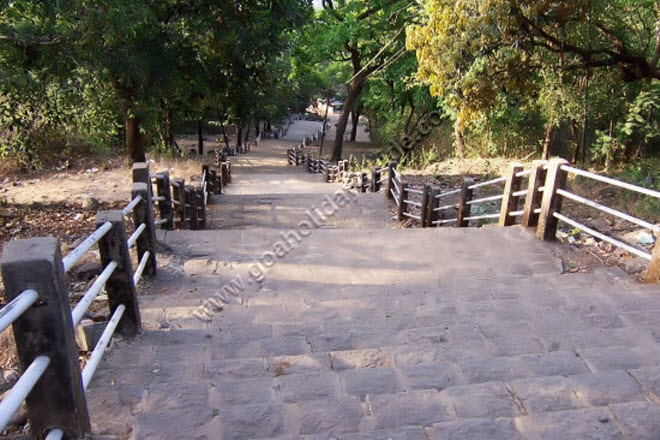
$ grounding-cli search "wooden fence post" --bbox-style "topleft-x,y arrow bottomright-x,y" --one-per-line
427,185 -> 443,227
536,158 -> 569,240
154,170 -> 174,230
96,210 -> 142,336
398,181 -> 409,221
221,162 -> 229,186
131,183 -> 157,277
521,160 -> 548,228
171,178 -> 187,229
386,161 -> 397,200
420,184 -> 432,227
499,164 -> 524,226
186,186 -> 200,230
1,238 -> 91,438
457,177 -> 475,227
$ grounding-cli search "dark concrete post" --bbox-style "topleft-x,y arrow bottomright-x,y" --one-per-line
420,184 -> 432,227
154,171 -> 174,230
131,183 -> 157,277
521,160 -> 548,228
371,167 -> 381,193
427,185 -> 442,227
386,161 -> 397,200
132,162 -> 153,198
96,211 -> 142,336
186,186 -> 200,230
398,181 -> 409,221
0,238 -> 91,438
499,164 -> 524,227
171,178 -> 187,229
196,188 -> 206,229
209,169 -> 221,195
360,172 -> 368,193
536,158 -> 569,241
457,177 -> 475,227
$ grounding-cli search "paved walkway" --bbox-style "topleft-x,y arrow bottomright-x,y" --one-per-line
89,130 -> 660,439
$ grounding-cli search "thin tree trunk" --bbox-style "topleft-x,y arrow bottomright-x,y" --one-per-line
255,120 -> 260,138
220,123 -> 230,149
454,119 -> 466,159
126,113 -> 146,163
404,100 -> 415,135
235,123 -> 243,146
197,120 -> 204,155
331,80 -> 363,161
350,106 -> 361,142
570,119 -> 581,164
541,121 -> 555,160
320,95 -> 330,155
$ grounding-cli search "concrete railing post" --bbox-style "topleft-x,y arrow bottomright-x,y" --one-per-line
457,177 -> 475,227
131,183 -> 157,277
154,170 -> 174,230
371,166 -> 381,193
196,188 -> 206,229
132,162 -> 153,198
172,178 -> 187,229
536,158 -> 569,241
420,184 -> 432,227
398,181 -> 409,221
210,169 -> 221,195
521,160 -> 548,228
360,172 -> 368,193
426,185 -> 442,227
96,210 -> 142,336
186,186 -> 200,230
499,164 -> 524,227
1,238 -> 91,438
386,161 -> 397,200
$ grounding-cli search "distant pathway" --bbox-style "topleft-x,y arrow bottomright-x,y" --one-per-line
88,125 -> 660,439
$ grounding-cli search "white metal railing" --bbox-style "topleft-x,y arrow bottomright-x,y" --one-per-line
464,213 -> 501,222
81,304 -> 126,389
434,203 -> 458,212
468,176 -> 506,190
121,195 -> 142,216
133,251 -> 151,285
127,223 -> 147,248
0,356 -> 51,432
435,188 -> 461,199
562,165 -> 660,199
71,261 -> 118,327
0,289 -> 39,334
466,194 -> 504,206
62,222 -> 113,272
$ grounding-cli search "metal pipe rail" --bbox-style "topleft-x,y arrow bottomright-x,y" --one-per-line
435,188 -> 461,199
0,289 -> 39,335
516,169 -> 532,178
62,221 -> 113,273
509,210 -> 525,217
561,165 -> 660,199
463,213 -> 500,222
403,212 -> 422,220
71,261 -> 118,327
81,304 -> 126,389
133,251 -> 151,285
154,218 -> 169,226
556,189 -> 660,232
152,196 -> 165,203
407,188 -> 424,195
432,218 -> 458,225
512,189 -> 528,197
466,194 -> 504,205
390,189 -> 400,205
122,195 -> 143,216
553,212 -> 652,261
434,203 -> 459,212
127,223 -> 146,248
468,176 -> 507,190
404,199 -> 422,208
0,356 -> 51,432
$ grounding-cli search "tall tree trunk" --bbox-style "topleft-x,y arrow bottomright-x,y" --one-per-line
220,123 -> 230,149
235,123 -> 243,146
541,121 -> 555,160
255,120 -> 260,138
320,95 -> 330,155
331,80 -> 364,161
266,120 -> 272,132
350,105 -> 361,142
570,119 -> 581,164
126,113 -> 146,163
454,119 -> 466,159
197,120 -> 204,156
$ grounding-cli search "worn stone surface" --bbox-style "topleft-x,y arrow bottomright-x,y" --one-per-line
85,136 -> 660,438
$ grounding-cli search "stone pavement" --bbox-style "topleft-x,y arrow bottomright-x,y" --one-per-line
87,131 -> 660,439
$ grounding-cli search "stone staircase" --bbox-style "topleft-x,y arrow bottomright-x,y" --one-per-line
86,133 -> 660,439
